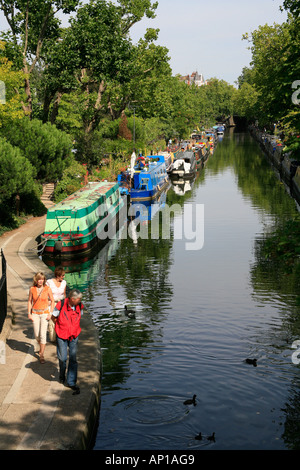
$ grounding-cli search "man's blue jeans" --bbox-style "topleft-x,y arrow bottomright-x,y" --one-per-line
56,336 -> 79,386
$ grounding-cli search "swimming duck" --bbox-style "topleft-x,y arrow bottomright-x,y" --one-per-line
195,432 -> 202,440
207,432 -> 215,442
245,358 -> 257,367
183,394 -> 197,405
124,305 -> 136,318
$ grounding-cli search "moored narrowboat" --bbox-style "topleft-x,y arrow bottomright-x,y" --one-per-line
117,154 -> 169,202
168,151 -> 197,179
160,151 -> 174,171
216,125 -> 225,136
41,181 -> 124,256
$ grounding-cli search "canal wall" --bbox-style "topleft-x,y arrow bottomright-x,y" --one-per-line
0,216 -> 101,450
249,125 -> 300,206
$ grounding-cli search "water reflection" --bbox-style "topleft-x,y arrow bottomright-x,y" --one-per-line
130,184 -> 170,222
43,233 -> 124,291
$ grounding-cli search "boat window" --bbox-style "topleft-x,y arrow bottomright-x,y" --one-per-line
140,178 -> 149,190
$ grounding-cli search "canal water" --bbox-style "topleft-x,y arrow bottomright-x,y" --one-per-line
69,131 -> 300,450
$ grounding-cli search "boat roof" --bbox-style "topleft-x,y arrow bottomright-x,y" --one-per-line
133,155 -> 166,172
48,181 -> 118,212
175,151 -> 195,161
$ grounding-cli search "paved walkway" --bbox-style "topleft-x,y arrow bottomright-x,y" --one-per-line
0,216 -> 101,450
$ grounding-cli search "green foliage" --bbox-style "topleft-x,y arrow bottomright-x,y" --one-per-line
232,82 -> 259,120
204,78 -> 236,117
281,103 -> 300,156
118,0 -> 158,32
0,137 -> 46,232
282,0 -> 300,17
39,0 -> 237,158
53,158 -> 87,202
0,0 -> 239,171
0,137 -> 35,201
0,118 -> 73,181
240,14 -> 300,141
0,41 -> 26,124
139,117 -> 167,146
0,0 -> 80,115
89,156 -> 127,181
53,92 -> 83,138
0,208 -> 27,236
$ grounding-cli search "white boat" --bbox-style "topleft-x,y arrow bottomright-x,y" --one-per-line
168,151 -> 196,179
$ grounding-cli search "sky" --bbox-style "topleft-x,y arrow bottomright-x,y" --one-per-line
0,0 -> 287,86
129,0 -> 287,85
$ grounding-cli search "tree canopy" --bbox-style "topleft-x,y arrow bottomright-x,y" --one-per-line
0,137 -> 35,201
0,118 -> 73,180
237,6 -> 300,154
4,0 -> 293,229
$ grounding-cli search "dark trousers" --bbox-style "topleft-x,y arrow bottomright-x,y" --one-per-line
56,336 -> 79,386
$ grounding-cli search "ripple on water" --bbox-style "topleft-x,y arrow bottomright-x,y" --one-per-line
114,395 -> 192,426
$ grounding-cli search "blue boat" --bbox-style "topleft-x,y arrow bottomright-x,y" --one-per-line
216,124 -> 225,136
117,154 -> 169,202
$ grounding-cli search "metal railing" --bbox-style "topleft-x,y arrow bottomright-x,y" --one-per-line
0,249 -> 7,334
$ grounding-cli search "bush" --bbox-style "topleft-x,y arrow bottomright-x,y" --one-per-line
54,158 -> 87,202
1,118 -> 73,181
0,137 -> 35,201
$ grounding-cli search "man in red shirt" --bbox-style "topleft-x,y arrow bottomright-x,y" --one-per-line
51,289 -> 83,394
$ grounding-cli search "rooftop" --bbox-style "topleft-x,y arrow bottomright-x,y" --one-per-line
49,182 -> 117,211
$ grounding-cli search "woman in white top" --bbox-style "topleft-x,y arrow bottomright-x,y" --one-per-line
46,266 -> 67,342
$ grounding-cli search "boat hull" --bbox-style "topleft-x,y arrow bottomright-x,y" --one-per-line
168,150 -> 197,179
40,182 -> 125,258
42,201 -> 124,257
169,168 -> 196,179
118,155 -> 169,202
130,179 -> 169,202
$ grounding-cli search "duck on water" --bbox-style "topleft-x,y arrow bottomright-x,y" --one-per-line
183,394 -> 197,405
195,432 -> 216,442
124,305 -> 136,318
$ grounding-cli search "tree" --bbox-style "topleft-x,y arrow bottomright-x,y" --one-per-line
165,77 -> 198,139
0,118 -> 73,181
242,22 -> 293,124
0,137 -> 35,201
204,78 -> 236,118
241,14 -> 300,150
282,0 -> 300,17
109,29 -> 172,121
0,0 -> 79,116
39,0 -> 164,163
232,82 -> 259,121
41,0 -> 134,133
0,41 -> 26,124
118,0 -> 158,33
236,66 -> 255,89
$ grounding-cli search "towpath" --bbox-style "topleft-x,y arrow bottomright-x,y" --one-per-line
0,209 -> 101,449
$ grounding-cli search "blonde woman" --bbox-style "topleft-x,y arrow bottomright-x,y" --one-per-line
46,266 -> 67,342
28,272 -> 54,363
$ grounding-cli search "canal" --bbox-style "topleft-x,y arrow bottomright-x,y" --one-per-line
71,131 -> 300,450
